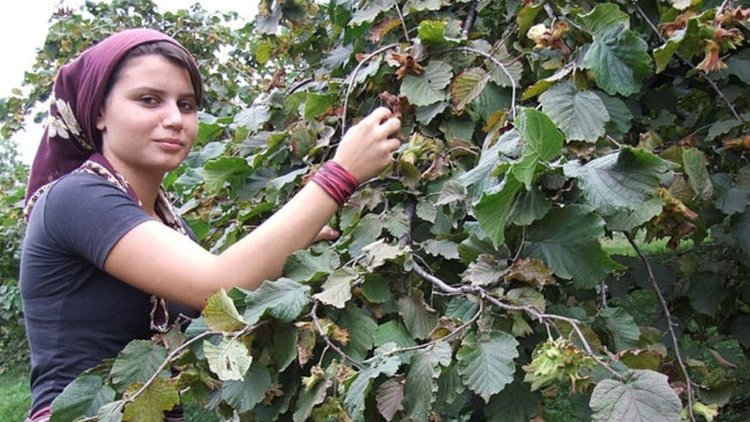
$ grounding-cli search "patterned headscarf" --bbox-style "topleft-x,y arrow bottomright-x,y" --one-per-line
24,28 -> 202,331
24,28 -> 201,212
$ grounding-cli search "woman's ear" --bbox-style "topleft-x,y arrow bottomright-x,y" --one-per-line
96,113 -> 106,131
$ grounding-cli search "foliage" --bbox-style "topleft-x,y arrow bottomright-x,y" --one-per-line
0,141 -> 28,371
3,0 -> 750,420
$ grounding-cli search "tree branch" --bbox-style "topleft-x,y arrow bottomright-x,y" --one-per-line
625,232 -> 696,422
461,1 -> 478,38
393,0 -> 411,44
455,47 -> 517,121
341,43 -> 400,134
310,299 -> 365,370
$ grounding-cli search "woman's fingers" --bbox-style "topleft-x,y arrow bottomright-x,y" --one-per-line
366,106 -> 393,125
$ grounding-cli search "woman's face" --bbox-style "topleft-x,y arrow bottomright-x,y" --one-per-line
97,54 -> 198,176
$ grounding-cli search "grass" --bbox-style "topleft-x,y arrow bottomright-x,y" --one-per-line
0,364 -> 31,421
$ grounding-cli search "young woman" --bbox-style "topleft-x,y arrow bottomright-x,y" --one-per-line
20,28 -> 401,421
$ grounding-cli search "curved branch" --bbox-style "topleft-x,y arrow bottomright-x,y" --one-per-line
310,299 -> 365,370
625,233 -> 696,421
455,47 -> 518,121
341,43 -> 400,134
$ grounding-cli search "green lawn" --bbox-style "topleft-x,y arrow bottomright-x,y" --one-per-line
0,365 -> 31,421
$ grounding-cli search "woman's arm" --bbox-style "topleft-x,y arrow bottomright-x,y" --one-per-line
104,107 -> 401,309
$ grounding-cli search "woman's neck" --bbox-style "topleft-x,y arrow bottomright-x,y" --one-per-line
104,154 -> 164,217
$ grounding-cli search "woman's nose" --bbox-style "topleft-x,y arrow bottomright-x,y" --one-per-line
162,101 -> 184,129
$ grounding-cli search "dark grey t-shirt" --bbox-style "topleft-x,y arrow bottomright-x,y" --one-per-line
20,172 -> 199,414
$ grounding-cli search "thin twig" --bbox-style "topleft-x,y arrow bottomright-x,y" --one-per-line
310,300 -> 365,370
625,232 -> 696,422
125,322 -> 264,410
455,47 -> 517,120
461,1 -> 478,38
385,300 -> 484,356
393,0 -> 411,44
341,43 -> 400,133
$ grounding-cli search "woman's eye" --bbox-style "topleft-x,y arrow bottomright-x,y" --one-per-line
139,96 -> 159,106
179,101 -> 197,112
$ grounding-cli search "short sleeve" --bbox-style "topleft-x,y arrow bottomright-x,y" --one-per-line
42,173 -> 152,269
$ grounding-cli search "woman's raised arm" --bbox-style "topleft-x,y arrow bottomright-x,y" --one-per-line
104,107 -> 401,309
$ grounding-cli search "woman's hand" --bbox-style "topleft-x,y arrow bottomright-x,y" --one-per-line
314,225 -> 340,242
332,107 -> 402,183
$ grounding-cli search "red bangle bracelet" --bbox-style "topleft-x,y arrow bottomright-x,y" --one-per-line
311,161 -> 359,206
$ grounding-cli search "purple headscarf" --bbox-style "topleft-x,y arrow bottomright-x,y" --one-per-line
24,28 -> 200,208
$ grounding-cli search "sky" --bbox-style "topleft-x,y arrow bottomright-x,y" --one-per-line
1,1 -> 258,164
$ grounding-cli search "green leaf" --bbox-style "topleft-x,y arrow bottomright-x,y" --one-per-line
451,67 -> 490,112
485,377 -> 541,422
517,107 -> 564,161
272,324 -> 298,371
96,401 -> 125,422
415,101 -> 449,125
404,342 -> 453,420
422,239 -> 460,260
526,205 -> 622,289
599,307 -> 640,352
463,254 -> 508,286
221,360 -> 273,413
509,186 -> 551,226
201,157 -> 252,193
400,60 -> 453,106
202,289 -> 247,332
361,275 -> 393,304
348,214 -> 384,256
122,377 -> 179,422
457,331 -> 519,402
284,245 -> 340,282
517,2 -> 543,37
50,375 -> 116,421
474,173 -> 522,247
404,0 -> 442,12
345,354 -> 402,422
314,267 -> 359,309
683,148 -> 713,200
233,104 -> 271,133
713,173 -> 750,215
583,25 -> 653,96
539,82 -> 609,143
595,91 -> 633,139
339,303 -> 378,361
375,320 -> 419,350
376,378 -> 405,421
726,49 -> 750,86
687,272 -> 725,317
304,93 -> 336,119
577,3 -> 629,35
398,290 -> 440,340
350,0 -> 390,26
360,240 -> 408,271
243,278 -> 311,325
511,153 -> 538,190
111,340 -> 168,391
203,336 -> 253,381
590,370 -> 682,422
446,297 -> 480,322
418,20 -> 449,44
564,148 -> 672,218
653,18 -> 699,73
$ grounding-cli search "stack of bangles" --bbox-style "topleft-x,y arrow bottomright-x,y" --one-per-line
311,161 -> 360,206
